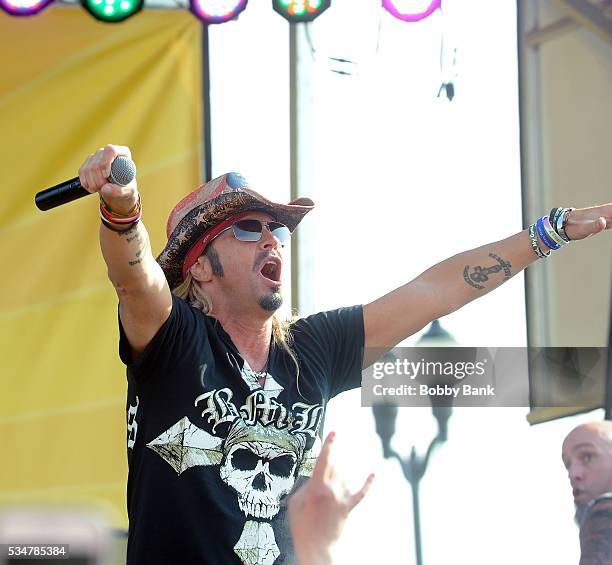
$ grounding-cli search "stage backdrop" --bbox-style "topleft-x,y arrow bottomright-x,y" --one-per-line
0,8 -> 203,527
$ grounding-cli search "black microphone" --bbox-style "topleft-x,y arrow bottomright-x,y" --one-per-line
35,156 -> 137,211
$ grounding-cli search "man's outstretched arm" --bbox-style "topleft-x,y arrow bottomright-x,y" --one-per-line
363,204 -> 611,366
79,144 -> 172,359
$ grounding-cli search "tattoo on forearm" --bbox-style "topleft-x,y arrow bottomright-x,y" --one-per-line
115,223 -> 140,238
112,223 -> 148,267
128,244 -> 146,267
463,253 -> 512,291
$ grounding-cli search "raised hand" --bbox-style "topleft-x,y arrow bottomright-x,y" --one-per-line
78,144 -> 138,216
288,432 -> 375,564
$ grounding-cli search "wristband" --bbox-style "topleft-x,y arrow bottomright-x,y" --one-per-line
100,215 -> 141,232
529,223 -> 550,258
542,215 -> 566,246
100,194 -> 141,219
557,208 -> 573,242
99,194 -> 142,227
549,208 -> 560,228
536,216 -> 561,250
100,204 -> 142,224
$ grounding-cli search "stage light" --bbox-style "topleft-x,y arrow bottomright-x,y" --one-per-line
382,0 -> 441,22
0,0 -> 53,16
272,0 -> 331,23
189,0 -> 248,24
82,0 -> 143,22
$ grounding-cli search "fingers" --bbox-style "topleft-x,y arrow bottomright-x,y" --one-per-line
594,203 -> 612,226
100,182 -> 131,201
78,155 -> 95,194
78,144 -> 132,194
565,208 -> 610,240
312,431 -> 335,483
584,217 -> 607,238
311,432 -> 374,513
597,216 -> 608,231
348,473 -> 375,512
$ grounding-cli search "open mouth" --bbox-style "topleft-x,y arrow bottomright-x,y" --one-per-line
260,258 -> 282,283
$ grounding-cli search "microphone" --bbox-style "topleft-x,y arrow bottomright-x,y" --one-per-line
35,156 -> 137,211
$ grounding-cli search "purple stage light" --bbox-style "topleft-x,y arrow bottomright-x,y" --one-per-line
0,0 -> 53,15
189,0 -> 248,24
382,0 -> 441,22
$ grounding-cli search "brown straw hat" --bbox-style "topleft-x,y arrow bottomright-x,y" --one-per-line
156,172 -> 314,289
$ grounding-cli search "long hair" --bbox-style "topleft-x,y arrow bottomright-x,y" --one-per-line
172,270 -> 302,389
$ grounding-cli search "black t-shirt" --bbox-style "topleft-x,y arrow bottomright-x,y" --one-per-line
579,494 -> 612,565
120,295 -> 364,565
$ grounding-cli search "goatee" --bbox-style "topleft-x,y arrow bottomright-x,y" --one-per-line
259,290 -> 283,312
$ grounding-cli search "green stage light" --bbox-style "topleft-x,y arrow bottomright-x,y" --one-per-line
82,0 -> 143,22
272,0 -> 331,23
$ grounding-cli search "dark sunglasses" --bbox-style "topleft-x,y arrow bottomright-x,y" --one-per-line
217,219 -> 291,246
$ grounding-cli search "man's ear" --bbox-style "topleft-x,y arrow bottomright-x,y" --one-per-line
190,255 -> 213,283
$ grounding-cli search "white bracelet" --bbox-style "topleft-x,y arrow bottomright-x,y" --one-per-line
543,215 -> 567,246
529,224 -> 550,259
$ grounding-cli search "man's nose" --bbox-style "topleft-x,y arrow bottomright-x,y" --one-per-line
260,225 -> 281,249
568,462 -> 584,482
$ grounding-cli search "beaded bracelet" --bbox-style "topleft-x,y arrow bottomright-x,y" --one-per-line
529,223 -> 551,258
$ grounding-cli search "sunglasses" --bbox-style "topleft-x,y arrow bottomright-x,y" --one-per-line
217,219 -> 291,246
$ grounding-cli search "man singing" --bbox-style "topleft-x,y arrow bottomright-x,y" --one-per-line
80,144 -> 611,564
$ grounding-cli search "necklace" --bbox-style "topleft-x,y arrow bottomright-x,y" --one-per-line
255,344 -> 271,388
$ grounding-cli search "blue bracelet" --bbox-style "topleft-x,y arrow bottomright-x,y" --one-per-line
536,216 -> 561,250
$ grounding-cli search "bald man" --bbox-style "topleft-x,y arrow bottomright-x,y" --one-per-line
562,421 -> 612,565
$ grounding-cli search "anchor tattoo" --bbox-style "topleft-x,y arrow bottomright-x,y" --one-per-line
463,253 -> 512,290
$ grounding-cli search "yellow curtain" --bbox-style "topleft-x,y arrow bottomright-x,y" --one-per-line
0,7 -> 203,527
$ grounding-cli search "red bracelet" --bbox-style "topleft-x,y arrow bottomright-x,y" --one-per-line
99,194 -> 141,220
100,204 -> 142,224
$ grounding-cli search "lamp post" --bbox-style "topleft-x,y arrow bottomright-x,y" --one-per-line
372,320 -> 455,565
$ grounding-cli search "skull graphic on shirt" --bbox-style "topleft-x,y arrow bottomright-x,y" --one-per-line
219,419 -> 306,520
145,374 -> 321,565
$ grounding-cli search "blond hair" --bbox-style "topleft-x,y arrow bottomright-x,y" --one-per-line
172,272 -> 302,388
